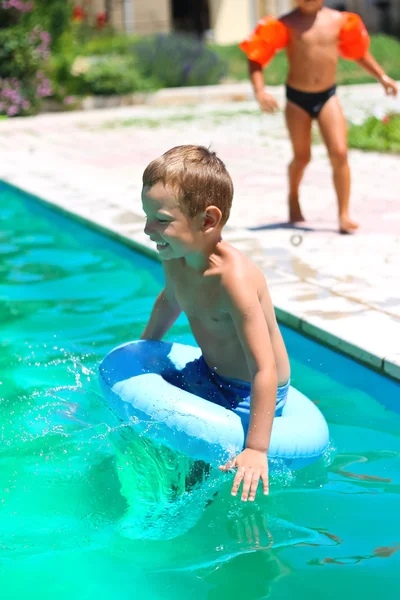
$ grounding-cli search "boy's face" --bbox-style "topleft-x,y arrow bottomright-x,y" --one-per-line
295,0 -> 323,13
142,182 -> 204,260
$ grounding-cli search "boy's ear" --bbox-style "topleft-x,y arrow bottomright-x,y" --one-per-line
202,206 -> 222,231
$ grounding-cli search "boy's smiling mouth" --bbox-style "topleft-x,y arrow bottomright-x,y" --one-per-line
155,241 -> 169,249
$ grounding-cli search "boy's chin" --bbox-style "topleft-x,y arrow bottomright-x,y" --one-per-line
156,244 -> 182,260
298,0 -> 323,11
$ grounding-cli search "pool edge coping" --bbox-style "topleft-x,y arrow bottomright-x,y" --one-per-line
3,179 -> 400,383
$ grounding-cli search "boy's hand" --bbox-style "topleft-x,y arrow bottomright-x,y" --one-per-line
380,75 -> 398,97
255,91 -> 279,112
219,448 -> 269,502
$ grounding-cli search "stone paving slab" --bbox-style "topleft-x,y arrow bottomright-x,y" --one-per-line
1,82 -> 399,380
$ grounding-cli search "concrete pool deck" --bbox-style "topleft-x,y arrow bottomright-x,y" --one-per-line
1,81 -> 399,380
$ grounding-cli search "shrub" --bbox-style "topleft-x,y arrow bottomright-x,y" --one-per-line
348,113 -> 400,153
50,54 -> 158,98
78,32 -> 140,57
0,0 -> 61,116
0,24 -> 52,116
34,0 -> 72,49
76,56 -> 157,96
134,33 -> 228,88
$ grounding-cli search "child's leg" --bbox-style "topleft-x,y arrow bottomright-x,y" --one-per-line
285,101 -> 313,222
317,96 -> 358,233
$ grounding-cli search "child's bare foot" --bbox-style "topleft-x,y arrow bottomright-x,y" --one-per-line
288,196 -> 306,224
339,216 -> 359,234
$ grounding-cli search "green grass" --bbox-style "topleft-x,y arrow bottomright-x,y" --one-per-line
75,33 -> 141,56
213,34 -> 400,85
90,108 -> 261,130
348,113 -> 400,153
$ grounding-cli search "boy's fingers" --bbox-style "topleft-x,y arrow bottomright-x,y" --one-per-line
231,466 -> 245,497
219,458 -> 236,471
261,468 -> 269,495
241,469 -> 254,501
248,473 -> 260,502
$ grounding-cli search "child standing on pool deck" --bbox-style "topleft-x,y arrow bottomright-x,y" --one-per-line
240,1 -> 398,233
140,145 -> 291,502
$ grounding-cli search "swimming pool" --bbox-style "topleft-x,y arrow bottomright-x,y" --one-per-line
1,182 -> 399,600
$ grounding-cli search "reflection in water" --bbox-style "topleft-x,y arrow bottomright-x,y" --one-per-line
309,543 -> 400,566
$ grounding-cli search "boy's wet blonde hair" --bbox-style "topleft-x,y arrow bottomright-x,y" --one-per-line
142,145 -> 234,225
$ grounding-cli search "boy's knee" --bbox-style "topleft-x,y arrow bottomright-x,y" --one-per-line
329,147 -> 348,166
292,153 -> 311,170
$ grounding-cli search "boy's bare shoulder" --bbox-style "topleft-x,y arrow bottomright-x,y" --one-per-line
210,242 -> 266,296
324,7 -> 345,22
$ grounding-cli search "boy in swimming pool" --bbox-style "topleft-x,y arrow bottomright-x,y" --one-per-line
140,145 -> 291,502
240,2 -> 398,233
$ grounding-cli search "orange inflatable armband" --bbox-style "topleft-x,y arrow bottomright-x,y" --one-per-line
239,16 -> 289,67
339,12 -> 370,60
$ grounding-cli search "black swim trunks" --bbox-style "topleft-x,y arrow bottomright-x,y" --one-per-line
286,84 -> 337,118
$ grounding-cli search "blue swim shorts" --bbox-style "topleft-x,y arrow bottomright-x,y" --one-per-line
162,355 -> 289,434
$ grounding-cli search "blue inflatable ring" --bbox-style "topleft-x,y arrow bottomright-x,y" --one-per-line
99,340 -> 329,471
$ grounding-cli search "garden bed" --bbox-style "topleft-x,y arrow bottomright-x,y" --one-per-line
348,113 -> 400,153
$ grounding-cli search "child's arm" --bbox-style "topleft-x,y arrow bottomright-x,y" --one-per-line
356,53 -> 398,96
338,12 -> 397,96
219,277 -> 278,502
140,263 -> 181,341
248,59 -> 280,112
240,16 -> 288,112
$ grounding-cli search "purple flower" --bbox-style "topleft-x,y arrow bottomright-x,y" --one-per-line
36,76 -> 52,98
1,0 -> 33,12
40,31 -> 51,44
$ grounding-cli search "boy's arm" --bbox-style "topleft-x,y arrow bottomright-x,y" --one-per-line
356,53 -> 398,96
219,276 -> 278,501
140,262 -> 182,341
248,59 -> 279,112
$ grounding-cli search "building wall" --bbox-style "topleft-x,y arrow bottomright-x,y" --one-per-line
86,0 -> 171,34
85,0 -> 124,30
133,0 -> 171,35
208,0 -> 296,45
208,0 -> 254,44
86,0 -> 400,38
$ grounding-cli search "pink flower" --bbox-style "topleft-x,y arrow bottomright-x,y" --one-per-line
36,76 -> 52,98
1,0 -> 32,12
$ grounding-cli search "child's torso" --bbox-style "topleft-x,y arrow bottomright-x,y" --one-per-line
282,8 -> 343,92
165,248 -> 290,385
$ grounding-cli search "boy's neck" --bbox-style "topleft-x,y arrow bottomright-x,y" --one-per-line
184,235 -> 223,273
297,6 -> 323,16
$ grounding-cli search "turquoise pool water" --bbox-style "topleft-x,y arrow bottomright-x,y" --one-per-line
1,182 -> 399,600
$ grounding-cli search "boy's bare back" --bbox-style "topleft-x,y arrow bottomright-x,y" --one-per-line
164,240 -> 290,385
282,7 -> 343,92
